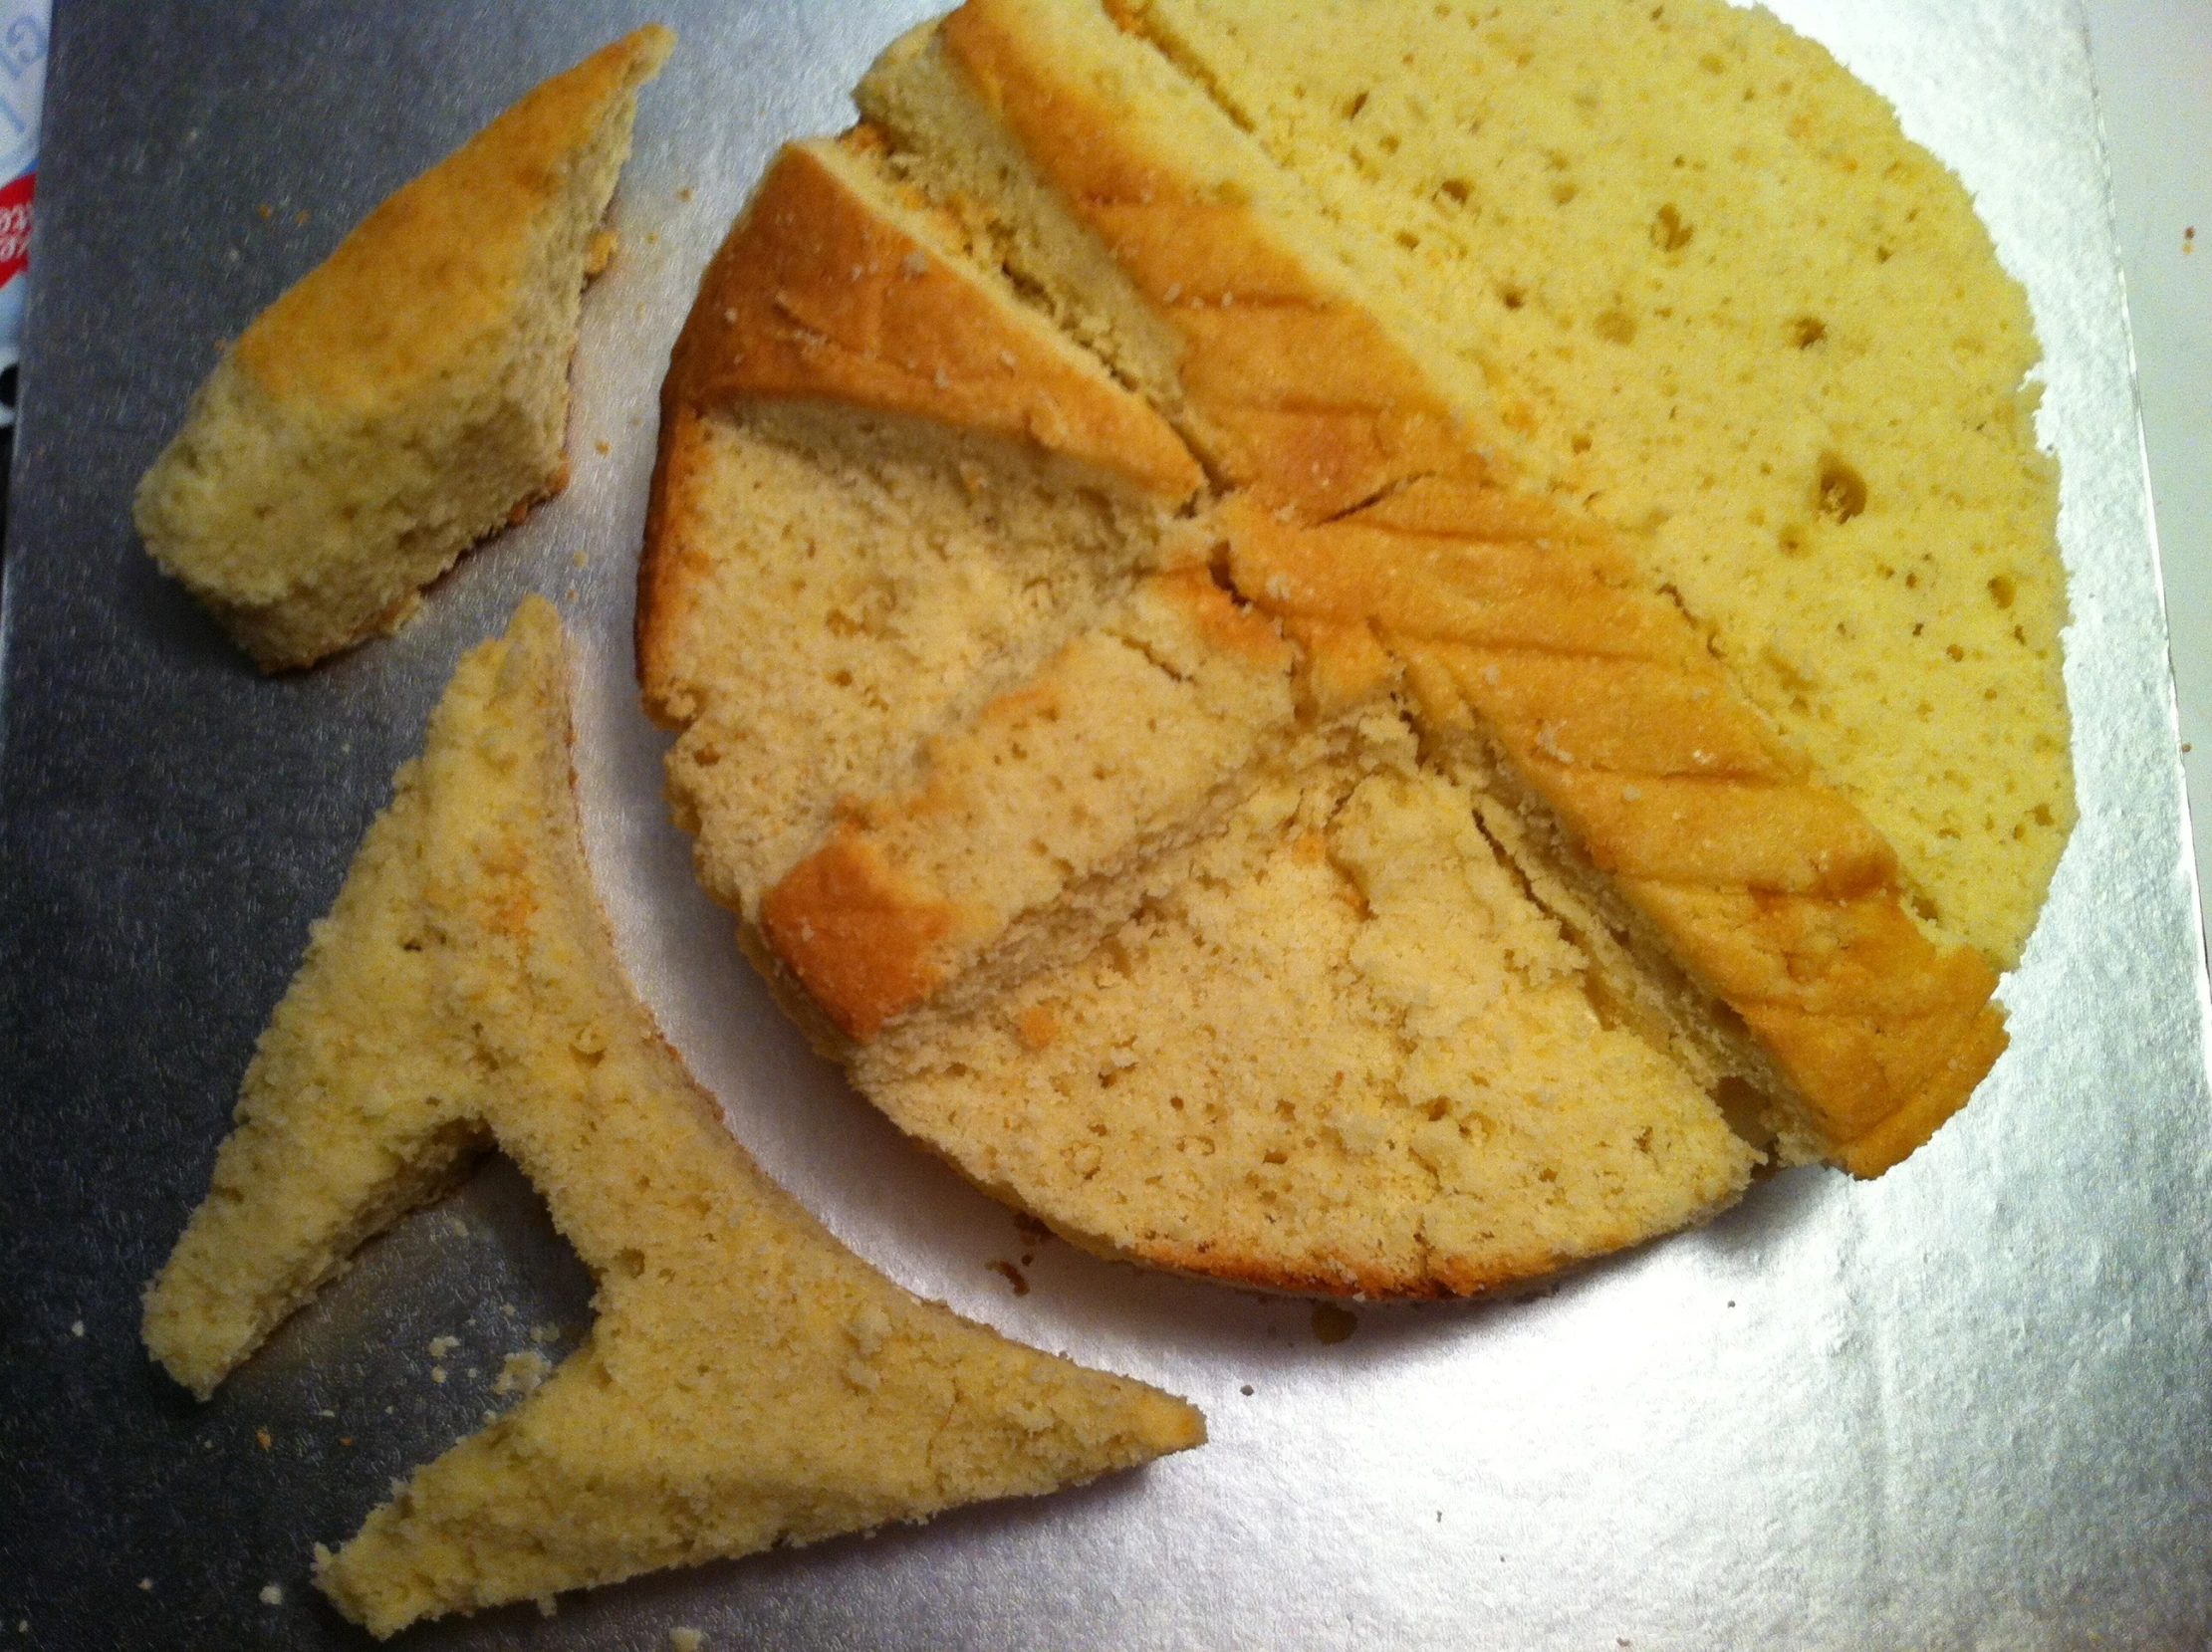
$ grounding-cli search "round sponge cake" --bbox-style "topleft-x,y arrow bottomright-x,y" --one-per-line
638,0 -> 2067,1296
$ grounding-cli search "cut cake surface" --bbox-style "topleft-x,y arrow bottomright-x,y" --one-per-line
638,0 -> 2071,1295
141,598 -> 1203,1636
134,27 -> 673,669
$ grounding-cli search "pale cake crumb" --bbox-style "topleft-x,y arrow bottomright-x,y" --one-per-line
259,1584 -> 283,1606
669,1630 -> 704,1652
130,30 -> 672,670
138,601 -> 1202,1636
636,0 -> 2065,1305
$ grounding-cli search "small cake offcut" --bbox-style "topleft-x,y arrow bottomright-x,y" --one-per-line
133,27 -> 673,669
141,598 -> 1203,1637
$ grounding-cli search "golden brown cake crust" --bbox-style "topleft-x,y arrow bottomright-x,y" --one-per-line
135,26 -> 671,670
638,135 -> 1206,715
237,26 -> 673,409
931,0 -> 2005,1171
664,138 -> 1205,496
760,823 -> 961,1041
944,0 -> 1492,519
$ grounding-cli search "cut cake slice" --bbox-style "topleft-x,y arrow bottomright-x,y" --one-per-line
856,0 -> 2016,1172
133,27 -> 673,669
638,0 -> 2067,1294
140,598 -> 1204,1636
1116,0 -> 2074,972
642,129 -> 1759,1295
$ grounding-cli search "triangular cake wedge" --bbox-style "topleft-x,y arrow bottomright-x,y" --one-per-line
140,598 -> 1204,1637
134,27 -> 673,669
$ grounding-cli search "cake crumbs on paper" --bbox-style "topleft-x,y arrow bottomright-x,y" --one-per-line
530,1322 -> 561,1345
669,1629 -> 705,1652
259,1584 -> 284,1606
430,1365 -> 448,1385
69,1319 -> 83,1338
136,1579 -> 152,1592
255,1428 -> 272,1450
426,1335 -> 460,1358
